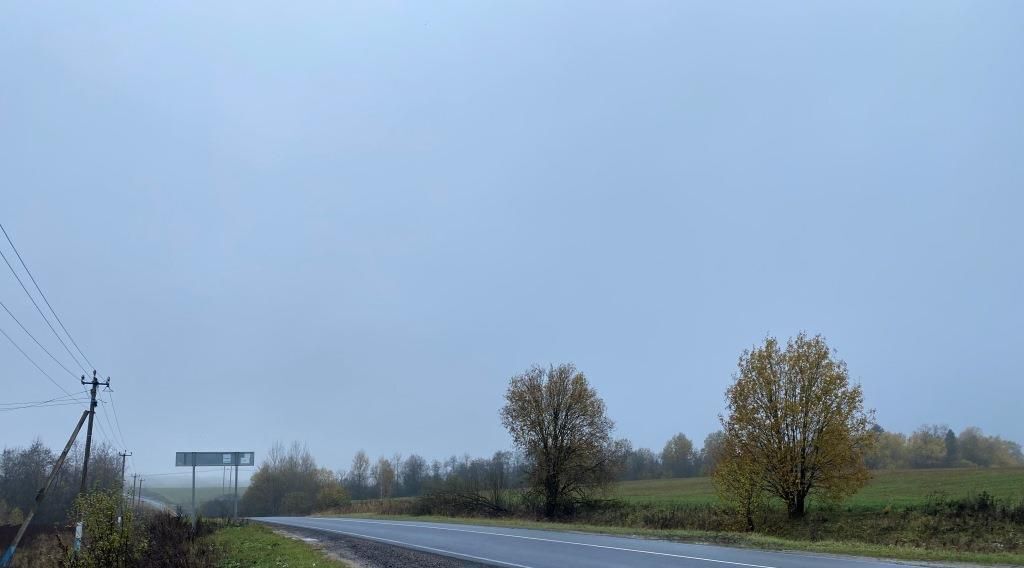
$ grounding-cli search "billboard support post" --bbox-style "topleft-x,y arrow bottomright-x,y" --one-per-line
233,464 -> 239,519
175,452 -> 254,525
191,452 -> 196,530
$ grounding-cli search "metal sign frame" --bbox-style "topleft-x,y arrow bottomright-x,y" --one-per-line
175,452 -> 254,467
175,451 -> 255,523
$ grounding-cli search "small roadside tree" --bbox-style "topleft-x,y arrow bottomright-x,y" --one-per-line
714,435 -> 765,531
500,363 -> 618,517
718,333 -> 874,518
69,490 -> 147,567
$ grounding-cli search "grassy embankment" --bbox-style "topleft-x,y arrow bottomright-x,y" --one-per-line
336,467 -> 1024,565
0,520 -> 347,568
211,523 -> 351,568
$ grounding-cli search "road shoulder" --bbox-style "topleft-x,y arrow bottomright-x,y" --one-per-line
263,523 -> 494,568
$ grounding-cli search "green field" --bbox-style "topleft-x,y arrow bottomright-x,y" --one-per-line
615,467 -> 1024,509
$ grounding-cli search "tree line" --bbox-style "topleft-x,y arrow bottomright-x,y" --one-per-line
238,442 -> 348,516
0,439 -> 122,525
237,333 -> 1022,519
868,424 -> 1023,469
325,423 -> 1021,503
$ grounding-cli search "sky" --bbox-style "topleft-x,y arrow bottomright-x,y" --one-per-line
1,1 -> 1022,485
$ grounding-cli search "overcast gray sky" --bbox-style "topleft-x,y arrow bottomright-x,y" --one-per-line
2,1 -> 1022,483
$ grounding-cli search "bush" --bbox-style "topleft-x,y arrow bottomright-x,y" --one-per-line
198,497 -> 235,519
63,490 -> 147,568
137,512 -> 218,568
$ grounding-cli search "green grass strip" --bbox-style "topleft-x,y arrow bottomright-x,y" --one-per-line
211,523 -> 351,567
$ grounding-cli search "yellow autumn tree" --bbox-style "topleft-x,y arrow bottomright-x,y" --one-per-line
713,434 -> 766,530
718,333 -> 874,518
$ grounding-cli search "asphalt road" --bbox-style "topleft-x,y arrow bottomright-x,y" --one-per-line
256,516 -> 916,568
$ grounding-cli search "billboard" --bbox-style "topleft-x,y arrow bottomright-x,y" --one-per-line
175,451 -> 255,467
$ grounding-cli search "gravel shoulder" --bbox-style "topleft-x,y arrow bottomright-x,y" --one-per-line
268,524 -> 494,568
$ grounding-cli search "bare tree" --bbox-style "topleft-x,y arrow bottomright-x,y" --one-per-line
500,363 -> 618,517
372,457 -> 396,501
346,450 -> 371,500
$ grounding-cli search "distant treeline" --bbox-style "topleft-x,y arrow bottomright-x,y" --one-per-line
228,424 -> 1024,517
617,425 -> 1024,482
868,424 -> 1024,469
335,424 -> 1023,501
0,439 -> 123,525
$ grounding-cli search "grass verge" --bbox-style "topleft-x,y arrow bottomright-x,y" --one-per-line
211,523 -> 351,567
325,513 -> 1024,566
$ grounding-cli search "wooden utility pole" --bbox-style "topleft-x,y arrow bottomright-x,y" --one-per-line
136,478 -> 143,513
79,371 -> 110,493
119,451 -> 132,487
118,451 -> 132,520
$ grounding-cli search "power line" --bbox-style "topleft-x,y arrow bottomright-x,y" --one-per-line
0,390 -> 89,411
89,398 -> 117,448
0,224 -> 95,371
97,397 -> 122,450
96,421 -> 116,447
0,391 -> 86,406
0,400 -> 89,412
107,390 -> 129,452
0,231 -> 88,375
0,324 -> 78,399
1,300 -> 79,379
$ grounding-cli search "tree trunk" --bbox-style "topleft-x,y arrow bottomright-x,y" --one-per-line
544,475 -> 559,518
744,504 -> 755,531
788,492 -> 806,519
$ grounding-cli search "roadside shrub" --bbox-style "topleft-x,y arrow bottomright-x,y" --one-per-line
138,512 -> 218,568
416,490 -> 509,517
198,497 -> 234,519
63,490 -> 147,568
316,485 -> 350,511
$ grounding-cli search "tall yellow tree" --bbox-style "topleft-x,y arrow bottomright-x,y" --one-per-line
718,333 -> 874,518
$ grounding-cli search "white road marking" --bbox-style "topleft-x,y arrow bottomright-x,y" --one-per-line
296,517 -> 781,568
261,519 -> 535,568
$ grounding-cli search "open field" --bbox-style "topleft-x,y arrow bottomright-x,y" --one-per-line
146,486 -> 245,509
614,467 -> 1024,509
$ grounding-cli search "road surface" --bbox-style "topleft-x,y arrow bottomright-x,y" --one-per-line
138,496 -> 173,512
256,516 -> 917,568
